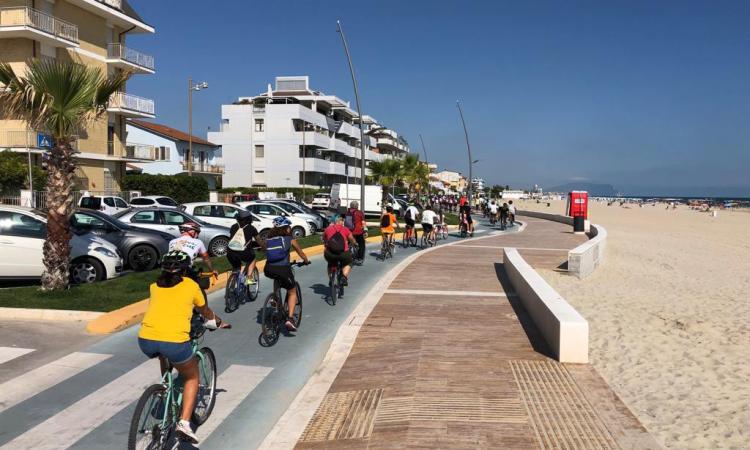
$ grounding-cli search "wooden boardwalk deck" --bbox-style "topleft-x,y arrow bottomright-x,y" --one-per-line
294,218 -> 659,450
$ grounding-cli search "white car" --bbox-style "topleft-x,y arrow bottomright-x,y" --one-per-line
0,206 -> 123,283
78,195 -> 129,216
180,202 -> 273,243
311,193 -> 331,210
236,201 -> 313,239
263,200 -> 327,231
129,195 -> 179,209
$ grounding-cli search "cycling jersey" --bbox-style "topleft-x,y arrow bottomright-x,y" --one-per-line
168,236 -> 206,261
405,206 -> 419,222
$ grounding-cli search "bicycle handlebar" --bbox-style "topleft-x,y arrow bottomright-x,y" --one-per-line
291,260 -> 311,267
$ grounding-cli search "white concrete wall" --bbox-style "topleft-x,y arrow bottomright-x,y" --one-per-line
125,125 -> 180,175
208,104 -> 254,187
503,248 -> 589,363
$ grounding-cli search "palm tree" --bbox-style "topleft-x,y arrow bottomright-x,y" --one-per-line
400,154 -> 430,195
0,59 -> 128,290
368,158 -> 402,203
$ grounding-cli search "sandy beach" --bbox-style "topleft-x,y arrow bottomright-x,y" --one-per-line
517,199 -> 750,449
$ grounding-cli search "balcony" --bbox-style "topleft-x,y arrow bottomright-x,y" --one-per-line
106,43 -> 155,74
180,161 -> 224,174
125,143 -> 156,160
0,7 -> 79,47
108,92 -> 155,118
64,0 -> 153,34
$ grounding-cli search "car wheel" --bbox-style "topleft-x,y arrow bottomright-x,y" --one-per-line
257,229 -> 270,246
209,236 -> 229,257
70,257 -> 105,284
291,226 -> 306,239
128,245 -> 158,271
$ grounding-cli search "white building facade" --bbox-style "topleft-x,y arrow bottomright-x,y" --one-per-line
208,76 -> 409,188
126,120 -> 223,189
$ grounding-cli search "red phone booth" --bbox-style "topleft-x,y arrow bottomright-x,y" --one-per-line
567,191 -> 588,233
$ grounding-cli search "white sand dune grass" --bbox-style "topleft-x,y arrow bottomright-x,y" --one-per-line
519,200 -> 750,449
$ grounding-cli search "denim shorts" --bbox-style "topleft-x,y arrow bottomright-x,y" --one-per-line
138,338 -> 194,365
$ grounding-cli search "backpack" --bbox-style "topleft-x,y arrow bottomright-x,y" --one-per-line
265,236 -> 289,263
227,225 -> 248,251
327,229 -> 346,254
380,213 -> 391,228
344,212 -> 355,230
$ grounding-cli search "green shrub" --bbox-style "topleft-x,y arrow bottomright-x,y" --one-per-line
124,174 -> 209,204
0,151 -> 47,195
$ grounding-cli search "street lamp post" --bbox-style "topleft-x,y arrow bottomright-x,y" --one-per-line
456,100 -> 474,204
336,20 -> 367,212
419,134 -> 428,162
302,122 -> 306,202
187,79 -> 208,176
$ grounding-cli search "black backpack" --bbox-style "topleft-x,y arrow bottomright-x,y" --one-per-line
380,213 -> 391,228
327,230 -> 346,254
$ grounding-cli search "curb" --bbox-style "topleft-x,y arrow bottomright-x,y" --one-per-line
0,307 -> 104,322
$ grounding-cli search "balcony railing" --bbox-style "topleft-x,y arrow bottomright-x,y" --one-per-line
109,92 -> 155,116
181,161 -> 224,174
0,7 -> 79,44
125,143 -> 157,160
107,43 -> 154,71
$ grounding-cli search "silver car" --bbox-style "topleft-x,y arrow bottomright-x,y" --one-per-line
114,208 -> 231,257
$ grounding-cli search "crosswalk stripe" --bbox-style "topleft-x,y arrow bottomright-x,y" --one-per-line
0,352 -> 112,414
0,347 -> 34,365
1,359 -> 159,450
196,365 -> 273,441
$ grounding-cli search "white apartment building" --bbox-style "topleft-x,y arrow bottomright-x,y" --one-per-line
208,76 -> 410,188
126,120 -> 222,189
472,177 -> 486,192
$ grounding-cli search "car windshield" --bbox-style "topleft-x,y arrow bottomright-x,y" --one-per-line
130,198 -> 153,205
157,197 -> 178,206
272,202 -> 298,213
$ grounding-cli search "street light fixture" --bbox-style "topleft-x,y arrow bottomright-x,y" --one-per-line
187,79 -> 208,176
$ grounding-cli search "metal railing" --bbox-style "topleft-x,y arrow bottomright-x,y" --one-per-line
0,7 -> 79,44
109,92 -> 155,115
125,143 -> 156,160
180,161 -> 224,173
107,43 -> 155,71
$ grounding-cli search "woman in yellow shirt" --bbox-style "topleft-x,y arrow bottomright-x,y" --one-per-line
138,251 -> 229,444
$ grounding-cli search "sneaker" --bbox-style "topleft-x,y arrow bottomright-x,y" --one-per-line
285,320 -> 297,332
245,277 -> 256,286
176,420 -> 199,444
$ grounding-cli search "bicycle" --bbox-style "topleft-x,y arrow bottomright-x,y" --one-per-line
377,234 -> 396,260
224,265 -> 260,313
402,226 -> 417,248
127,317 -> 227,450
421,226 -> 437,248
260,261 -> 309,347
459,220 -> 468,238
435,223 -> 449,240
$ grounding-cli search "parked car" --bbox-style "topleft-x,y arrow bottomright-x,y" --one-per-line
180,202 -> 273,244
115,208 -> 231,256
129,195 -> 179,209
230,193 -> 259,203
0,206 -> 122,283
260,200 -> 326,231
78,195 -> 129,216
236,201 -> 312,239
311,193 -> 331,210
70,209 -> 171,271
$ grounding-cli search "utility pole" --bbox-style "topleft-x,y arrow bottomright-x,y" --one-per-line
302,122 -> 306,202
456,100 -> 474,204
336,20 -> 366,211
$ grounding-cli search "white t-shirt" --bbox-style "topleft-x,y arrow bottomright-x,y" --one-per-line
169,235 -> 207,261
421,210 -> 437,225
508,204 -> 516,214
405,206 -> 419,221
489,204 -> 499,214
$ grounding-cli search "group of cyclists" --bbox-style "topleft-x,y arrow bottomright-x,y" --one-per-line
483,199 -> 516,230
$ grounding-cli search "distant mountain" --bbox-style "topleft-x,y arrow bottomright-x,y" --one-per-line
545,182 -> 617,197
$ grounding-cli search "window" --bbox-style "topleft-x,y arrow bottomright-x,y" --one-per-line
0,211 -> 46,239
254,118 -> 264,132
79,197 -> 101,210
131,211 -> 158,223
130,198 -> 154,206
71,213 -> 109,231
255,145 -> 264,158
163,211 -> 187,225
114,198 -> 128,208
193,205 -> 212,217
220,206 -> 239,218
103,198 -> 115,207
156,197 -> 178,207
103,169 -> 114,191
158,146 -> 170,161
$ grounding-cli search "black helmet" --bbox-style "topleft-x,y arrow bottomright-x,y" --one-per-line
178,222 -> 201,234
160,250 -> 191,273
236,209 -> 253,221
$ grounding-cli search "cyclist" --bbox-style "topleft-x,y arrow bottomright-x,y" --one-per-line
344,201 -> 367,265
322,214 -> 358,286
168,222 -> 219,280
263,217 -> 309,332
460,202 -> 474,237
421,204 -> 438,242
137,251 -> 229,444
380,205 -> 399,250
488,200 -> 499,225
403,202 -> 420,245
227,209 -> 262,286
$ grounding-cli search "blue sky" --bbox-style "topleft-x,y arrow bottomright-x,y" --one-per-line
126,0 -> 750,196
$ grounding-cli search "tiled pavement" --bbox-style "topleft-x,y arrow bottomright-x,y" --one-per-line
294,218 -> 660,450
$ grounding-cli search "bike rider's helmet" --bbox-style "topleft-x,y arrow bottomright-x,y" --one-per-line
160,250 -> 191,273
272,216 -> 292,228
236,209 -> 253,222
178,221 -> 201,234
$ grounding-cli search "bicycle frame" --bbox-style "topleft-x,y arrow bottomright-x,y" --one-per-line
153,339 -> 204,433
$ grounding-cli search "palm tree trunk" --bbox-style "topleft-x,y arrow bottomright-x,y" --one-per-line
41,139 -> 76,291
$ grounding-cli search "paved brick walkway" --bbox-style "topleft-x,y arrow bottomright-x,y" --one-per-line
294,217 -> 659,449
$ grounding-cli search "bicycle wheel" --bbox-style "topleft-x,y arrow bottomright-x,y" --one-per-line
225,272 -> 239,313
260,293 -> 281,346
192,347 -> 217,425
247,267 -> 260,301
409,234 -> 418,247
291,282 -> 303,327
401,232 -> 409,248
329,272 -> 338,305
128,384 -> 174,450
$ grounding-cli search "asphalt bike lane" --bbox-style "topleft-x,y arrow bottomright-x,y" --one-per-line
0,218 -> 509,450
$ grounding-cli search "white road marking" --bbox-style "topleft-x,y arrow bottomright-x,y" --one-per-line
195,365 -> 273,441
2,359 -> 159,450
0,352 -> 111,414
0,347 -> 34,365
385,289 -> 511,297
455,245 -> 570,251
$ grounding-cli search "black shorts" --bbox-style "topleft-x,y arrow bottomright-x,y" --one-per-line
227,249 -> 255,269
405,217 -> 415,228
324,249 -> 353,268
466,216 -> 473,224
422,223 -> 434,233
264,264 -> 295,290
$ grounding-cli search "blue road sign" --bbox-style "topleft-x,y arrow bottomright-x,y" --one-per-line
37,133 -> 53,148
